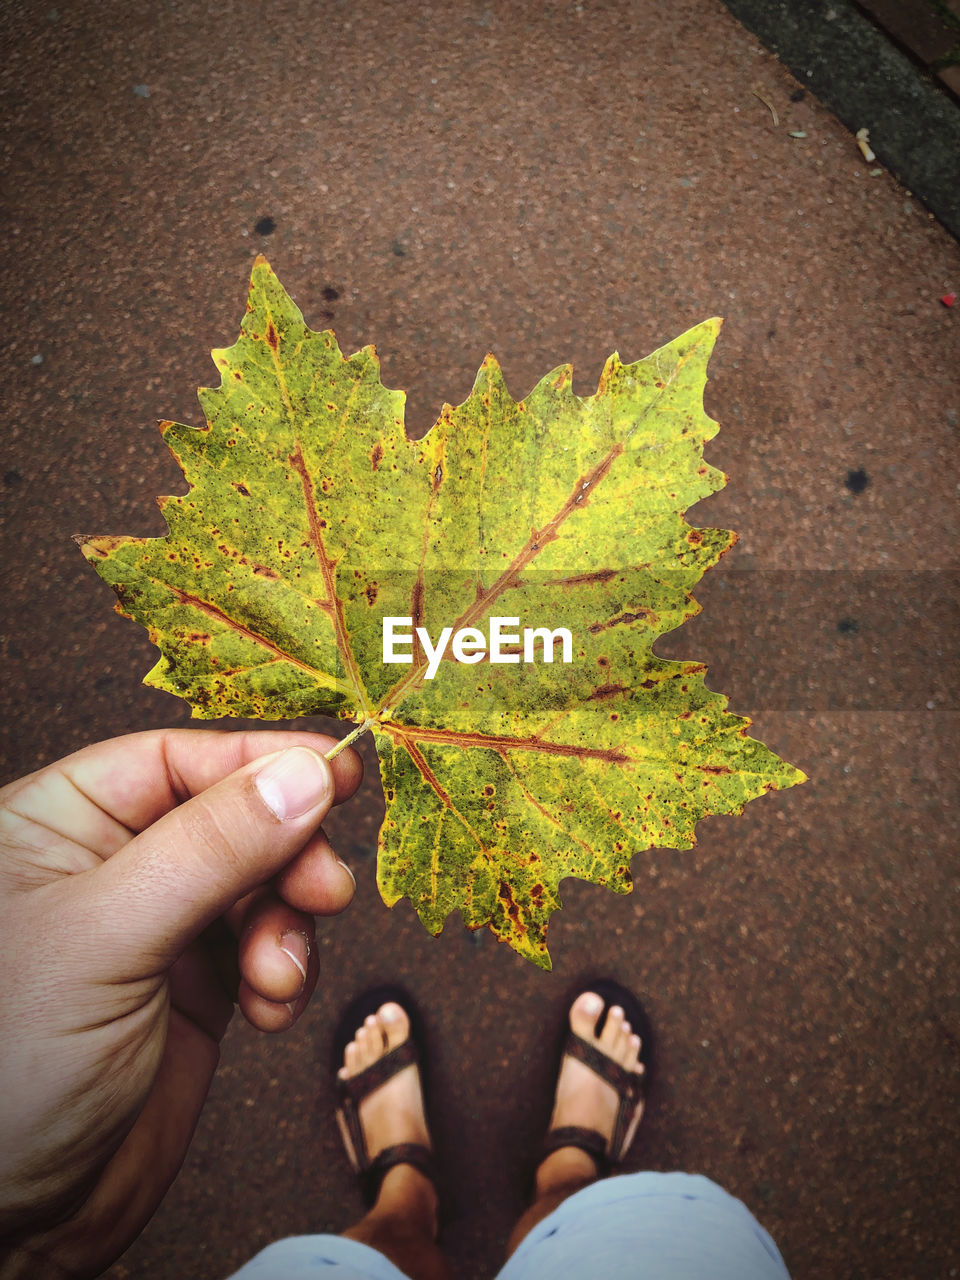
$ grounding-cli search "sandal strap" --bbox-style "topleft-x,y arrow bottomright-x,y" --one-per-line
565,1031 -> 644,1103
359,1142 -> 437,1206
336,1038 -> 422,1186
551,1031 -> 645,1165
338,1038 -> 418,1107
541,1124 -> 610,1176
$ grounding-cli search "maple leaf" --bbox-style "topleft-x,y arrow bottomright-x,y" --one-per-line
78,257 -> 805,968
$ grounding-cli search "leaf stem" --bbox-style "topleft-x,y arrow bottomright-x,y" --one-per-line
325,717 -> 377,760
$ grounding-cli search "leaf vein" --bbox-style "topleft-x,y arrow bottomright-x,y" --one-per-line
396,732 -> 487,853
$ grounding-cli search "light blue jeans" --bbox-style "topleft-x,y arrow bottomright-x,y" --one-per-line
226,1171 -> 790,1279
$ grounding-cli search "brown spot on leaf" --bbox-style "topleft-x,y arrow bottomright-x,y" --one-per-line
587,683 -> 627,701
549,568 -> 617,587
371,443 -> 383,471
498,879 -> 521,923
234,482 -> 250,496
588,611 -> 645,634
266,319 -> 278,350
252,564 -> 278,578
365,582 -> 379,606
700,764 -> 732,775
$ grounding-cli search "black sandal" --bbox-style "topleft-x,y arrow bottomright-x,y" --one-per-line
540,978 -> 653,1178
333,984 -> 438,1208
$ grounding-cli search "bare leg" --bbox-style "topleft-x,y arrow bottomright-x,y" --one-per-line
338,1003 -> 452,1280
506,991 -> 645,1256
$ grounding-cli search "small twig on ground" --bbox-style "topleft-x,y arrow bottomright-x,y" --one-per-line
751,87 -> 779,127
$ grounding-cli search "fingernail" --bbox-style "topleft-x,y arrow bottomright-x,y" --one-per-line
278,930 -> 309,987
255,748 -> 331,820
582,992 -> 604,1015
336,856 -> 357,888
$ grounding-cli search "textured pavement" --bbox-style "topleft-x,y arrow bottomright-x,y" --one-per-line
1,2 -> 958,1278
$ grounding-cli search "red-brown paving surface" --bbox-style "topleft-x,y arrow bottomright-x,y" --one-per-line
1,2 -> 957,1277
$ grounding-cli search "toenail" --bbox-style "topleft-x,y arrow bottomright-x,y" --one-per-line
381,1003 -> 399,1021
582,992 -> 603,1014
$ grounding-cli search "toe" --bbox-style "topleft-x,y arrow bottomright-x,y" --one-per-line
570,990 -> 605,1041
356,1022 -> 381,1068
615,1020 -> 634,1065
599,1005 -> 624,1051
344,1040 -> 360,1076
379,1001 -> 410,1050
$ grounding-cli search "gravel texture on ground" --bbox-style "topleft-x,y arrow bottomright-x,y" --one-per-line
1,2 -> 957,1278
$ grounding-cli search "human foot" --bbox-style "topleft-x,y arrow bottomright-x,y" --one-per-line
537,988 -> 647,1194
335,998 -> 437,1217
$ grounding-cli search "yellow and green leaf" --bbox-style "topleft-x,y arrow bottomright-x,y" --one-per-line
79,257 -> 805,967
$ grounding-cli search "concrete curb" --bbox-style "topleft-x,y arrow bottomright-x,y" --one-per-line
721,0 -> 960,239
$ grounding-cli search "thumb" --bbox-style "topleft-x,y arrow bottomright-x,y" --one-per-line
77,746 -> 336,977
